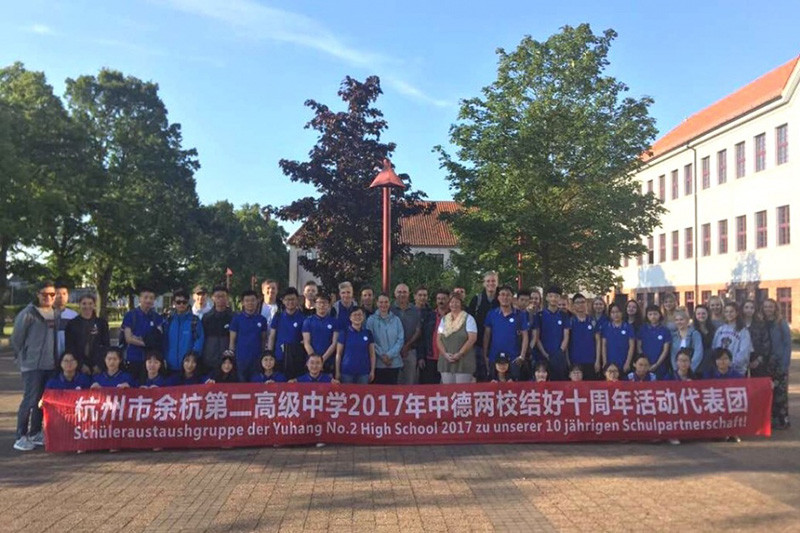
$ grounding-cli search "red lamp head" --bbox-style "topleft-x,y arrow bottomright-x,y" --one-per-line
369,158 -> 406,189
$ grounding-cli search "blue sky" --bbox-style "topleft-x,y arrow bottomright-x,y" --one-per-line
3,0 -> 800,235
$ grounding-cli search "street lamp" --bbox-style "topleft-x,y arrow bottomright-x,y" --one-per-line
369,158 -> 406,294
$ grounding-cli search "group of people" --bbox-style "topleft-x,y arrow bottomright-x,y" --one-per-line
10,272 -> 793,452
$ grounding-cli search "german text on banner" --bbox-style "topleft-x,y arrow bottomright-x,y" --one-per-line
42,379 -> 773,452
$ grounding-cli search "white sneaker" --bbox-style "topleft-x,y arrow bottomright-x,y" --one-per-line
13,436 -> 35,452
315,442 -> 326,448
28,431 -> 45,447
668,439 -> 681,445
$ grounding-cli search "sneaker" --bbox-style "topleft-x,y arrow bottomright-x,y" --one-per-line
28,431 -> 45,447
668,439 -> 681,445
727,436 -> 741,443
13,436 -> 35,452
315,442 -> 326,448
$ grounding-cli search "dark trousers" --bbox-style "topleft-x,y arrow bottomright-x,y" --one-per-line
374,368 -> 400,384
419,359 -> 441,384
17,369 -> 54,438
282,343 -> 307,380
576,363 -> 599,381
474,346 -> 488,382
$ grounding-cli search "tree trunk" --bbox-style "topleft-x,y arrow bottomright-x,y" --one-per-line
0,237 -> 9,337
96,263 -> 113,319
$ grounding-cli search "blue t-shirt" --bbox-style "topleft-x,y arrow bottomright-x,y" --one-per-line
334,301 -> 357,330
485,307 -> 523,362
296,372 -> 332,383
538,308 -> 570,355
592,314 -> 609,332
704,368 -> 744,379
302,314 -> 338,356
568,316 -> 598,365
338,326 -> 374,376
602,322 -> 632,368
175,374 -> 204,386
46,372 -> 93,390
270,310 -> 304,362
141,374 -> 176,387
121,307 -> 164,363
627,371 -> 657,382
93,370 -> 136,388
250,371 -> 287,383
229,311 -> 268,368
637,324 -> 671,366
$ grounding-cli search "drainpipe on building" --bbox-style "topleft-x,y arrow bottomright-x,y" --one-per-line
687,143 -> 699,304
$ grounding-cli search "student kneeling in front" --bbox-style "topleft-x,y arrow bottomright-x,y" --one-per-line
291,353 -> 340,383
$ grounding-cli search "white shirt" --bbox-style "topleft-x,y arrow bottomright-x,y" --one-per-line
438,313 -> 478,334
261,302 -> 278,325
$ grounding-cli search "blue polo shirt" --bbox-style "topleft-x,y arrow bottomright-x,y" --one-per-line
538,308 -> 570,355
637,324 -> 671,366
270,309 -> 304,362
229,311 -> 268,369
296,372 -> 332,383
121,307 -> 164,363
251,371 -> 287,383
569,315 -> 598,365
93,370 -> 136,388
46,372 -> 93,390
485,307 -> 524,362
338,326 -> 374,376
592,314 -> 609,332
602,322 -> 632,368
627,371 -> 657,382
302,314 -> 338,355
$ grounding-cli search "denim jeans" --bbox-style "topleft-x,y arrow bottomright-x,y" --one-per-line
339,373 -> 370,384
17,369 -> 54,438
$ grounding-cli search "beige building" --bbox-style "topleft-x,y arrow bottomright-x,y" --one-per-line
617,55 -> 799,329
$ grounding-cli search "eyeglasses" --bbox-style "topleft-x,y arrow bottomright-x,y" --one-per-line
174,300 -> 188,305
40,292 -> 56,297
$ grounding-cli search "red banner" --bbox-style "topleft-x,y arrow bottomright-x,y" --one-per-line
42,379 -> 772,452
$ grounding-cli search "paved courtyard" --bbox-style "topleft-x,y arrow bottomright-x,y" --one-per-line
1,351 -> 799,532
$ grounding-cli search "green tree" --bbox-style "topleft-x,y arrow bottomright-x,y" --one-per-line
270,76 -> 428,289
437,25 -> 665,294
0,63 -> 84,329
64,69 -> 200,316
190,202 -> 288,297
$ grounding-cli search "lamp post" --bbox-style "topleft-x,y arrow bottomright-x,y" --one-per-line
369,159 -> 406,294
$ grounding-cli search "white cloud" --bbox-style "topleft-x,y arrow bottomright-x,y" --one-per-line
160,0 -> 450,106
25,24 -> 55,35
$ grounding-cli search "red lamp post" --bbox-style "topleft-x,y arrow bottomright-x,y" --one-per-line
369,159 -> 406,294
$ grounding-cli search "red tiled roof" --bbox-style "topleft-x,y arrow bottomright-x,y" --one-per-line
287,200 -> 460,248
400,201 -> 459,248
646,55 -> 799,161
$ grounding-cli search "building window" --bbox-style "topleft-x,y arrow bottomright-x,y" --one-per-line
756,210 -> 767,248
647,179 -> 653,194
718,220 -> 728,254
718,289 -> 728,298
701,290 -> 712,304
637,253 -> 643,266
735,289 -> 748,306
735,142 -> 746,178
777,205 -> 790,245
756,288 -> 769,307
685,291 -> 695,315
702,223 -> 711,256
685,227 -> 693,258
755,133 -> 766,172
776,124 -> 788,165
777,287 -> 792,323
684,164 -> 693,195
671,230 -> 679,260
671,170 -> 679,199
736,215 -> 747,251
658,175 -> 665,202
659,233 -> 666,263
717,149 -> 727,184
623,256 -> 629,267
647,236 -> 654,265
701,156 -> 710,189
